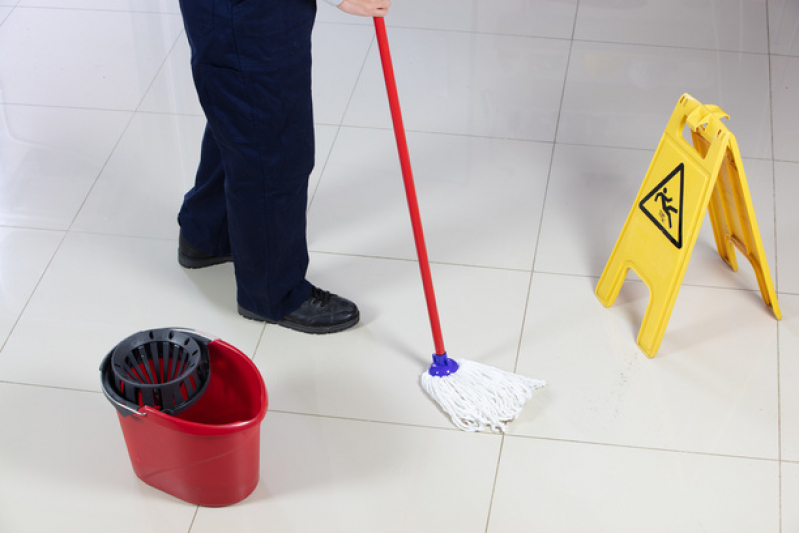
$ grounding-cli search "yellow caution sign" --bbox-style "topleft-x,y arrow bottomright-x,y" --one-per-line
595,94 -> 781,358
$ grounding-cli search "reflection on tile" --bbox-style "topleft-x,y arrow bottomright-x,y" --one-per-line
71,113 -> 205,239
0,228 -> 62,346
0,232 -> 264,391
575,0 -> 768,53
191,413 -> 501,533
0,9 -> 183,109
253,253 -> 532,428
489,437 -> 779,532
775,162 -> 799,294
0,383 -> 197,532
779,295 -> 799,462
769,0 -> 799,57
513,273 -> 779,458
535,144 -> 777,291
344,28 -> 570,141
771,55 -> 799,163
0,105 -> 131,229
558,42 -> 773,159
309,127 -> 553,269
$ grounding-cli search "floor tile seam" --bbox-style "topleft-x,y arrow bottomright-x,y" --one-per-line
570,37 -> 773,57
0,230 -> 67,354
770,52 -> 799,60
307,125 -> 343,213
307,249 -> 534,273
504,433 -> 782,464
335,23 -> 374,135
484,432 -> 506,533
134,27 -> 185,115
764,12 -> 784,531
306,21 -> 372,211
533,269 -> 789,297
770,10 -> 785,518
766,21 -> 781,304
37,232 -> 532,276
0,224 -> 66,234
6,5 -> 182,16
317,130 -> 768,165
0,101 -> 139,114
267,408 -> 498,436
64,231 -> 181,243
516,4 -> 578,374
487,4 -> 577,508
553,140 -> 778,164
333,123 -> 558,146
0,379 -> 99,396
63,98 -> 133,234
379,25 -> 575,44
133,109 -> 204,119
315,20 -> 370,30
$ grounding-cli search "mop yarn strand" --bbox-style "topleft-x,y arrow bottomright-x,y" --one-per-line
420,359 -> 546,432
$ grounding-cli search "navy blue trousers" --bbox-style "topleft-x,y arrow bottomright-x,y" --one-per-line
177,0 -> 317,320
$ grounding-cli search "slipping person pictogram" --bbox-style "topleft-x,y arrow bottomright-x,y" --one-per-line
654,187 -> 679,228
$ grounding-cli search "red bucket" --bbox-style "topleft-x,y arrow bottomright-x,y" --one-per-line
110,337 -> 267,507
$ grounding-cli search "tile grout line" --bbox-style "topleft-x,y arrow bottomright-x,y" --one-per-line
58,24 -> 186,235
59,23 -> 184,234
61,21 -> 184,235
267,407 -> 787,464
186,505 -> 200,533
306,23 -> 375,212
511,0 -> 581,374
484,2 -> 583,532
764,2 -> 784,531
0,20 -> 167,355
0,229 -> 67,355
483,433 -> 505,533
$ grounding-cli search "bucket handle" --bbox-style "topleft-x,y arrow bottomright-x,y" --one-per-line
101,384 -> 147,417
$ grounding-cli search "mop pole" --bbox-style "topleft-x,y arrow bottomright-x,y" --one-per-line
373,16 -> 446,358
372,17 -> 545,432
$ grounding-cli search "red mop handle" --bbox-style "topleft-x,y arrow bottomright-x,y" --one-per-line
373,17 -> 446,356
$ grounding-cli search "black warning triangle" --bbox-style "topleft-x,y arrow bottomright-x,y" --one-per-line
638,163 -> 684,249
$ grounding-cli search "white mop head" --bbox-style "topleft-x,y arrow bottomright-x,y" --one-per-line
420,359 -> 546,432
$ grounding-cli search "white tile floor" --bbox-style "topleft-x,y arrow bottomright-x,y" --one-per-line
0,0 -> 797,531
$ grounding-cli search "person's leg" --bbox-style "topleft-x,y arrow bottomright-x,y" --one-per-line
178,0 -> 316,320
178,123 -> 233,264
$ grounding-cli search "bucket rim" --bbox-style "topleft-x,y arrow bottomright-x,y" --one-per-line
122,338 -> 268,437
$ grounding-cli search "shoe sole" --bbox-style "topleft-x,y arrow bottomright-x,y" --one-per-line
178,251 -> 233,269
238,305 -> 360,334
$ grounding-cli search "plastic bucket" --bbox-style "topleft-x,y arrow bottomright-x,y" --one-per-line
107,336 -> 267,507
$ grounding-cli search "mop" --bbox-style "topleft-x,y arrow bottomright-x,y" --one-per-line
373,17 -> 546,432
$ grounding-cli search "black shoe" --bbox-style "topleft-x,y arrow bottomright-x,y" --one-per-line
178,232 -> 233,269
238,286 -> 359,334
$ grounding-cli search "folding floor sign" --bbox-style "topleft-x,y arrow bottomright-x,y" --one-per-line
595,94 -> 781,358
